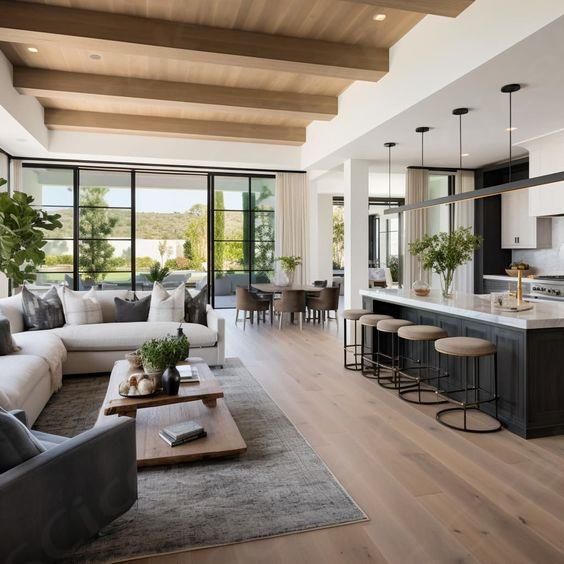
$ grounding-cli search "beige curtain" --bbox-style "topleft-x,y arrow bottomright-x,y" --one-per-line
403,168 -> 429,289
275,173 -> 310,285
453,170 -> 475,294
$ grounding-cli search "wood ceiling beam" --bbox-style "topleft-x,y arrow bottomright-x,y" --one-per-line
44,109 -> 306,145
343,0 -> 473,17
0,1 -> 388,81
14,67 -> 337,121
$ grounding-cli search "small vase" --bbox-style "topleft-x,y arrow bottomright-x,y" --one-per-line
412,280 -> 431,297
274,269 -> 289,286
440,272 -> 454,299
162,365 -> 180,395
286,270 -> 295,287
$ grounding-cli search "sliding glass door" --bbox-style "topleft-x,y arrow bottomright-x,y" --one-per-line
211,174 -> 275,308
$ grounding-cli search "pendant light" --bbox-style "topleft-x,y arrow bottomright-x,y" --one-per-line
384,142 -> 396,207
501,83 -> 521,182
452,107 -> 469,169
415,126 -> 430,167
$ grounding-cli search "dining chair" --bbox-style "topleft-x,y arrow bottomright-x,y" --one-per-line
273,289 -> 306,330
235,287 -> 270,329
306,286 -> 340,327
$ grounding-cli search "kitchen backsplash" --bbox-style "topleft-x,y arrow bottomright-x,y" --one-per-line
513,217 -> 564,274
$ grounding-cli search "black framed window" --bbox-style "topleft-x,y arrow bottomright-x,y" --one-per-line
211,174 -> 275,308
78,169 -> 133,290
22,166 -> 75,290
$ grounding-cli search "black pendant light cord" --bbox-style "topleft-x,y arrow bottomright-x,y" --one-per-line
415,127 -> 430,169
452,108 -> 469,171
384,142 -> 396,208
501,84 -> 521,183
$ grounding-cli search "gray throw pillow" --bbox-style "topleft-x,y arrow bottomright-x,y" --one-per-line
115,295 -> 151,322
185,286 -> 208,326
0,408 -> 45,474
21,286 -> 65,331
0,314 -> 17,356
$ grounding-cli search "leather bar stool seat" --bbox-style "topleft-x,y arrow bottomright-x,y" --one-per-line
359,313 -> 393,326
399,325 -> 447,341
435,337 -> 496,357
377,318 -> 414,333
344,309 -> 370,320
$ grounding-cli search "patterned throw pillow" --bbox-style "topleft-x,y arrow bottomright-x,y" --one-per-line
185,285 -> 208,326
148,283 -> 185,322
61,287 -> 103,325
21,286 -> 65,331
115,295 -> 151,322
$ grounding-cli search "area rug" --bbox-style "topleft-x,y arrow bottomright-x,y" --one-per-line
34,358 -> 367,563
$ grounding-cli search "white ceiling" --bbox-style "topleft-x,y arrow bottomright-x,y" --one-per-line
310,15 -> 564,173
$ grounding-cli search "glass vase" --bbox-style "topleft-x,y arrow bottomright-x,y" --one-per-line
440,271 -> 455,299
412,280 -> 431,297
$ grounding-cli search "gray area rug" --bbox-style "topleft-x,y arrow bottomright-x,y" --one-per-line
34,358 -> 367,563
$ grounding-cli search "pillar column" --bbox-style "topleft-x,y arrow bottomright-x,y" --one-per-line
343,159 -> 369,309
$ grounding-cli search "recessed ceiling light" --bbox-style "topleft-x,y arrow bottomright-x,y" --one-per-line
27,47 -> 39,53
373,13 -> 387,21
461,153 -> 470,157
16,138 -> 26,142
89,53 -> 102,60
506,126 -> 518,132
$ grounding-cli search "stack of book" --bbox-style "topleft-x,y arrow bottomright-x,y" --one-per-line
177,365 -> 200,383
159,420 -> 206,447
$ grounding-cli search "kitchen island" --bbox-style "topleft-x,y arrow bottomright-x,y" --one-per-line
361,288 -> 564,438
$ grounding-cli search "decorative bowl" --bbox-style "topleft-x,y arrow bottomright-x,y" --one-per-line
505,269 -> 530,277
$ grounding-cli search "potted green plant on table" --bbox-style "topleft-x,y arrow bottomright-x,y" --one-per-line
144,261 -> 171,284
275,256 -> 302,286
139,335 -> 190,395
0,185 -> 62,290
409,227 -> 482,298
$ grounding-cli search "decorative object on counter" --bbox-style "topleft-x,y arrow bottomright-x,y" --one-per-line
275,255 -> 302,287
0,186 -> 63,289
505,261 -> 530,277
118,372 -> 157,397
125,350 -> 143,369
411,259 -> 430,296
409,227 -> 482,298
490,291 -> 533,312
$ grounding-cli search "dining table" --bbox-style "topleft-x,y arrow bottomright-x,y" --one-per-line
251,283 -> 322,323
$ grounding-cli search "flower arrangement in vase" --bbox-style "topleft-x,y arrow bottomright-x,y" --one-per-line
275,255 -> 302,286
409,227 -> 482,298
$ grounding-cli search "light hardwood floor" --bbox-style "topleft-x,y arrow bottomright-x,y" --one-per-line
135,310 -> 564,564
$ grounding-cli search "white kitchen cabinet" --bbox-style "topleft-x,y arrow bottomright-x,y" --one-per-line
501,189 -> 551,249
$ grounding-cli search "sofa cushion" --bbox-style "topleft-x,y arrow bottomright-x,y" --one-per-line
148,283 -> 185,322
51,321 -> 217,352
61,287 -> 103,325
21,286 -> 65,331
115,295 -> 151,322
0,408 -> 45,474
0,355 -> 51,412
0,294 -> 25,334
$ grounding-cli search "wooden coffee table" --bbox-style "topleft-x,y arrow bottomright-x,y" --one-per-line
96,358 -> 247,467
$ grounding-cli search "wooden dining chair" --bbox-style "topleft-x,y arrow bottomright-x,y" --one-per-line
273,290 -> 306,330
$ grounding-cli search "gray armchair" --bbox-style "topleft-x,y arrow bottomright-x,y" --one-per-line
0,410 -> 137,563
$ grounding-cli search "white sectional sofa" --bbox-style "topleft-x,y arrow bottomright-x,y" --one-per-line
0,290 -> 225,425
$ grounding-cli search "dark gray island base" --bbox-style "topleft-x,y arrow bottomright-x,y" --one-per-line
361,289 -> 564,439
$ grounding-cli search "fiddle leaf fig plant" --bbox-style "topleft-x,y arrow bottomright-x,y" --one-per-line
0,186 -> 62,287
409,227 -> 482,298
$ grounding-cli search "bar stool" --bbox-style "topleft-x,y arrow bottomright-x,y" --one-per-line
359,313 -> 394,379
376,318 -> 415,389
434,337 -> 502,433
397,325 -> 449,404
343,308 -> 371,371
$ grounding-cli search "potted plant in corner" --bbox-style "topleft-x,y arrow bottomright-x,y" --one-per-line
409,227 -> 482,298
0,184 -> 62,291
275,256 -> 302,286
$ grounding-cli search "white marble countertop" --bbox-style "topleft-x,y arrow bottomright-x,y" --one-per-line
360,288 -> 564,329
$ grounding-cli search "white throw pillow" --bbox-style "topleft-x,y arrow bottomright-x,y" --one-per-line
61,287 -> 103,325
148,282 -> 185,322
